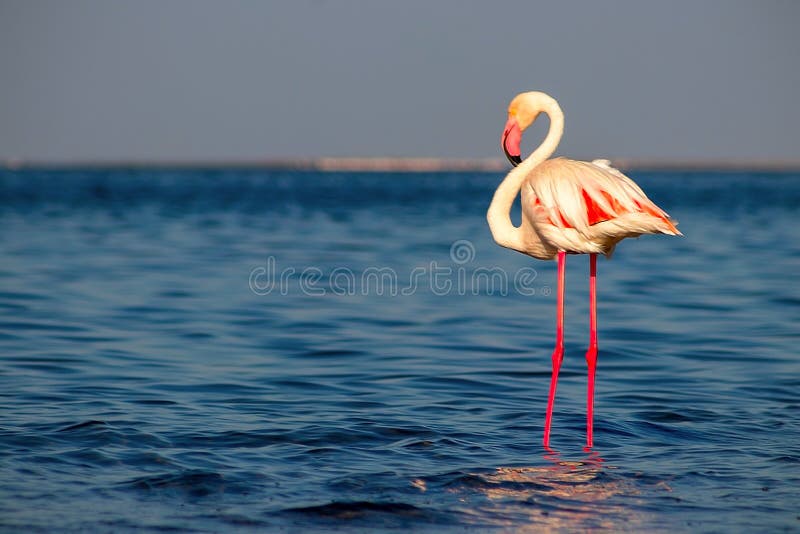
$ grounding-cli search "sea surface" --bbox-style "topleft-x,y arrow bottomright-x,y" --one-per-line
0,167 -> 798,532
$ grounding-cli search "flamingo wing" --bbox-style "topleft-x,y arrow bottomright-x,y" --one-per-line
518,157 -> 680,257
525,157 -> 679,234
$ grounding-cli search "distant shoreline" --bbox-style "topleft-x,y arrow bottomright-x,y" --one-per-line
4,157 -> 800,173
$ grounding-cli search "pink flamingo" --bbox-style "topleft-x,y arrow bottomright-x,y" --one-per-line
487,91 -> 681,448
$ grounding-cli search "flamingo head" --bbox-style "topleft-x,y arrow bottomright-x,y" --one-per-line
501,92 -> 551,167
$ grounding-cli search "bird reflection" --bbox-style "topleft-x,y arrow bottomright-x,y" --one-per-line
429,448 -> 652,531
483,447 -> 609,496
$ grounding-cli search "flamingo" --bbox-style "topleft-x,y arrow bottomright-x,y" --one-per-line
487,91 -> 681,448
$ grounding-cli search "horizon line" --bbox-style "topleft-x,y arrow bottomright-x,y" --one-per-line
4,156 -> 800,173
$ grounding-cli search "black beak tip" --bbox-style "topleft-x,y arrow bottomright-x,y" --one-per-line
502,138 -> 522,167
505,153 -> 522,167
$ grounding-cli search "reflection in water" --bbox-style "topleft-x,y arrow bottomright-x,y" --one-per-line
417,449 -> 655,531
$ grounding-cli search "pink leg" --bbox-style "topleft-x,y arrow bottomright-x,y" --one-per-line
586,253 -> 598,448
543,251 -> 566,448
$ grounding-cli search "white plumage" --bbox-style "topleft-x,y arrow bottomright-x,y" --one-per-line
520,157 -> 680,259
487,92 -> 680,260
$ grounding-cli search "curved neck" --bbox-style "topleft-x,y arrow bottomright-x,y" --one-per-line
487,97 -> 564,251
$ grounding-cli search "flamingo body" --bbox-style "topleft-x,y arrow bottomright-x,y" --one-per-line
519,157 -> 680,259
487,91 -> 681,448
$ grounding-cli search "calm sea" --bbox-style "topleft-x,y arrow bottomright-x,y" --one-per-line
0,167 -> 798,532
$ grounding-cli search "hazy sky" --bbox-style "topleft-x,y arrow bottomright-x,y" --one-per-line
1,1 -> 798,162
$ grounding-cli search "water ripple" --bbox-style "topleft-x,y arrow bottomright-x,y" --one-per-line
0,169 -> 798,532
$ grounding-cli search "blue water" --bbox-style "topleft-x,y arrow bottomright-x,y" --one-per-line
0,167 -> 798,532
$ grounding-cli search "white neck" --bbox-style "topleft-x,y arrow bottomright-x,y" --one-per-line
486,95 -> 564,252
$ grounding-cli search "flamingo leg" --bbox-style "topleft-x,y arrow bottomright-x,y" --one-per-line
586,253 -> 598,448
543,251 -> 566,448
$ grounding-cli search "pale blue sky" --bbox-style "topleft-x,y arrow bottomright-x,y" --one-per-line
1,0 -> 798,163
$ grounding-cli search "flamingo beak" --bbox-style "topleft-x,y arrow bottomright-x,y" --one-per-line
502,115 -> 522,167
